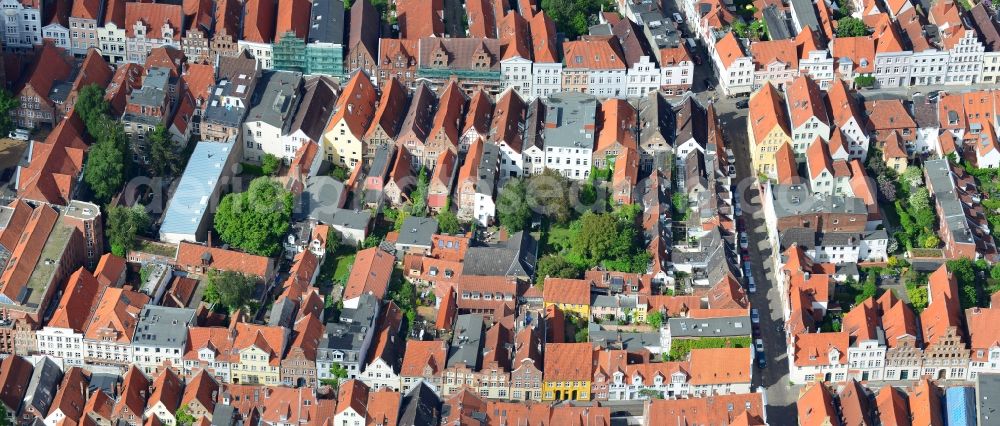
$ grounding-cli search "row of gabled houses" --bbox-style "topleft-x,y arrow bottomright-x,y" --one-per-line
697,0 -> 1000,95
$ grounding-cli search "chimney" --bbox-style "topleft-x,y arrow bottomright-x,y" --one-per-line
207,231 -> 213,248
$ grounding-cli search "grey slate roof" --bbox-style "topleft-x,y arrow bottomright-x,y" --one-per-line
542,91 -> 597,149
593,294 -> 637,309
297,176 -> 346,222
462,231 -> 537,278
211,403 -> 241,426
88,373 -> 120,396
589,324 -> 663,351
447,314 -> 485,369
287,76 -> 339,141
308,0 -> 346,45
133,305 -> 196,349
790,0 -> 821,32
246,70 -> 303,129
202,80 -> 249,128
910,96 -> 939,128
925,159 -> 975,245
476,143 -> 500,197
397,216 -> 438,248
770,184 -> 868,218
977,373 -> 1000,426
25,357 -> 62,417
400,383 -> 442,426
763,5 -> 792,40
667,315 -> 752,338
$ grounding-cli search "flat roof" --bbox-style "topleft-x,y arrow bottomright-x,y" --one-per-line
159,140 -> 236,240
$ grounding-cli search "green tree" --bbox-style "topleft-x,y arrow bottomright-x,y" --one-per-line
527,169 -> 573,225
329,164 -> 351,181
261,153 -> 281,176
175,405 -> 196,426
672,193 -> 689,221
922,234 -> 940,249
84,138 -> 127,204
147,124 -> 179,176
321,362 -> 349,387
854,75 -> 877,88
540,0 -> 613,38
75,84 -> 110,132
732,21 -> 750,38
990,263 -> 1000,281
536,254 -> 583,285
326,227 -> 341,253
213,177 -> 293,256
0,89 -> 19,136
901,166 -> 924,188
572,212 -> 618,264
836,17 -> 868,37
204,270 -> 257,313
437,210 -> 460,234
646,311 -> 664,328
106,205 -> 150,257
497,177 -> 531,232
409,167 -> 429,215
749,19 -> 768,40
909,187 -> 930,211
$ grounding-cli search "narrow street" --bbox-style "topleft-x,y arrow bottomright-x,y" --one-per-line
714,98 -> 799,422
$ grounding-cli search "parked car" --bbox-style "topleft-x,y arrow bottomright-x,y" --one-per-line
735,201 -> 742,217
739,232 -> 748,249
735,99 -> 749,109
8,129 -> 28,141
743,262 -> 751,277
751,308 -> 760,324
674,12 -> 684,22
748,280 -> 757,294
754,339 -> 764,353
757,356 -> 766,369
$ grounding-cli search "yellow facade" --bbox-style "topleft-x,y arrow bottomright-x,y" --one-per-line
231,347 -> 281,385
749,125 -> 792,178
632,304 -> 647,324
322,119 -> 363,168
544,302 -> 590,319
542,380 -> 592,401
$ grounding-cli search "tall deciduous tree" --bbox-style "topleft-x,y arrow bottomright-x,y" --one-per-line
0,89 -> 19,136
204,270 -> 257,314
147,124 -> 179,176
84,137 -> 126,204
497,177 -> 531,232
106,205 -> 150,257
213,177 -> 293,256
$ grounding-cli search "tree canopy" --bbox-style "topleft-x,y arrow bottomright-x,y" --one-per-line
497,177 -> 531,232
437,210 -> 460,234
261,153 -> 281,176
78,84 -> 130,204
147,124 -> 179,176
0,90 -> 19,136
204,270 -> 257,314
836,17 -> 868,37
106,205 -> 150,257
540,0 -> 614,39
568,204 -> 649,273
536,254 -> 583,285
214,177 -> 293,256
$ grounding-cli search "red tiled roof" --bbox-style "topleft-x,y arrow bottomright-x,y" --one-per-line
342,247 -> 395,301
327,71 -> 378,139
16,42 -> 72,107
48,267 -> 104,331
242,0 -> 277,43
125,2 -> 184,40
275,0 -> 311,42
397,0 -> 444,39
542,278 -> 590,306
71,0 -> 102,20
543,343 -> 592,381
175,242 -> 274,278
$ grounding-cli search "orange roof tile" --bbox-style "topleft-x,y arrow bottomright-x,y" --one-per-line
71,0 -> 102,20
542,278 -> 590,306
114,366 -> 151,419
176,242 -> 273,278
749,82 -> 790,143
806,138 -> 833,179
833,36 -> 876,75
343,247 -> 395,301
687,347 -> 751,385
95,253 -> 126,287
563,38 -> 626,70
465,0 -> 497,38
498,12 -> 532,61
659,46 -> 692,66
543,343 -> 592,381
275,0 -> 311,42
0,204 -> 60,303
490,89 -> 527,153
876,385 -> 910,426
148,369 -> 183,414
798,384 -> 837,426
367,389 -> 401,426
335,380 -> 369,416
596,98 -> 637,154
786,75 -> 829,129
181,63 -> 216,105
838,379 -> 873,426
47,268 -> 104,331
909,379 -> 944,426
430,81 -> 467,147
83,288 -> 150,343
125,2 -> 183,40
365,77 -> 410,141
529,12 -> 559,63
181,370 -> 218,415
16,42 -> 72,108
793,331 -> 848,367
646,393 -> 764,426
714,32 -> 746,69
49,367 -> 88,424
400,340 -> 448,377
967,307 -> 1000,358
242,0 -> 277,43
775,142 -> 799,184
396,0 -> 444,39
328,71 -> 378,139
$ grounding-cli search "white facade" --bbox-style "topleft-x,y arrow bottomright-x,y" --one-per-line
908,49 -> 949,86
501,57 -> 533,99
238,41 -> 274,69
946,31 -> 985,85
1,0 -> 42,50
790,116 -> 831,157
848,340 -> 886,382
474,191 -> 495,227
586,69 -> 627,98
968,345 -> 1000,380
859,233 -> 889,262
713,49 -> 754,96
144,401 -> 177,426
42,21 -> 69,49
982,51 -> 1000,84
800,51 -> 835,89
839,118 -> 869,160
243,120 -> 283,163
523,145 -> 545,176
84,337 -> 134,368
789,341 -> 848,383
36,327 -> 86,367
874,51 -> 912,88
545,144 -> 592,180
531,62 -> 563,99
98,22 -> 127,64
133,344 -> 184,375
659,60 -> 694,95
279,130 -> 314,163
625,57 -> 660,97
497,142 -> 524,181
334,408 -> 367,426
606,370 -> 692,400
360,358 -> 400,391
126,21 -> 180,63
